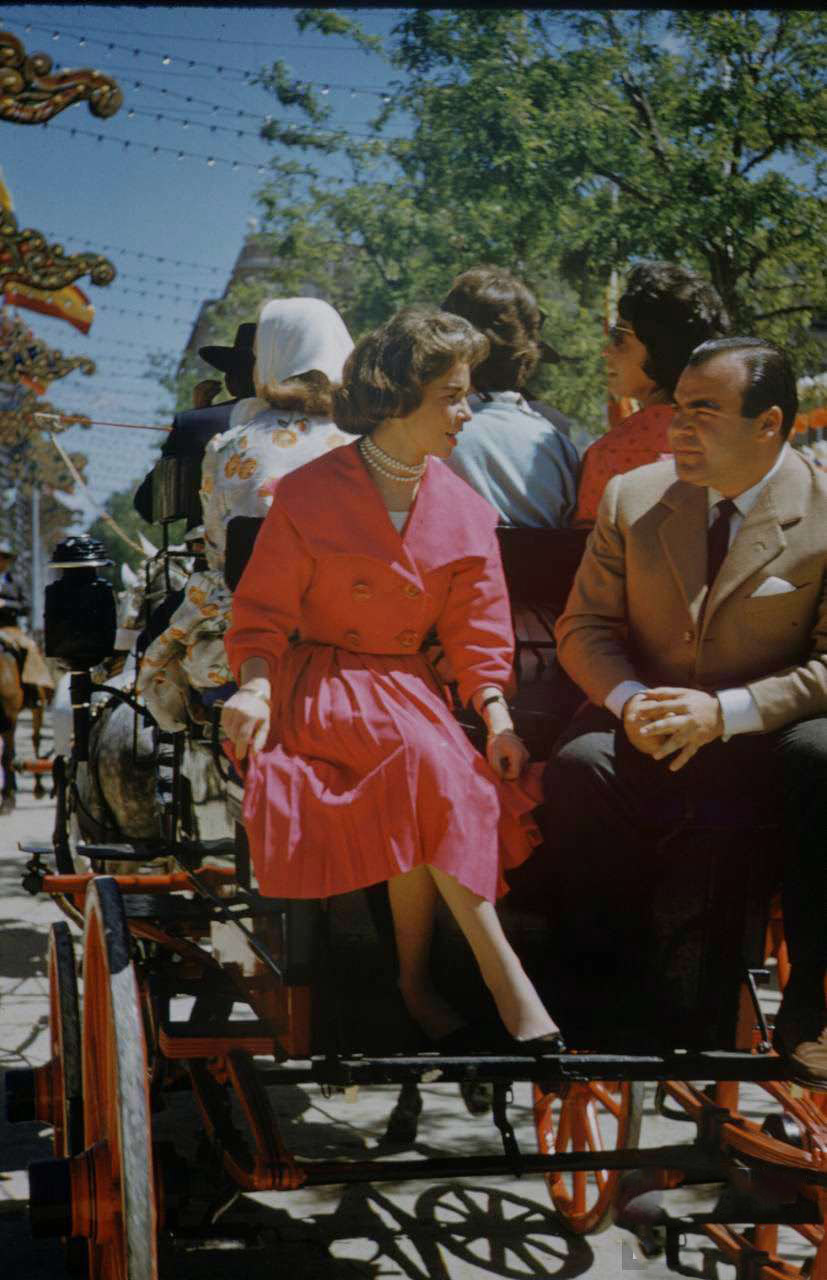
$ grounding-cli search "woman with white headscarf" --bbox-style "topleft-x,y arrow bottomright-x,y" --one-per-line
138,298 -> 355,728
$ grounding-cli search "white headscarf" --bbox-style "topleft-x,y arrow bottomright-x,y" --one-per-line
230,297 -> 353,428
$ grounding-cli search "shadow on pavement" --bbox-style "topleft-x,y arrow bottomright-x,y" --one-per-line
158,1180 -> 593,1279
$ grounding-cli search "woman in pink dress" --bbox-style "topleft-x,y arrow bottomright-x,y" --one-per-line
221,306 -> 562,1052
573,261 -> 730,527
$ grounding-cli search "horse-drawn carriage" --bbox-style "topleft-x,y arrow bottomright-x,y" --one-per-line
5,469 -> 827,1278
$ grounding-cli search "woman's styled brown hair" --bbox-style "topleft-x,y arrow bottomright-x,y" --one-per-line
332,306 -> 488,436
259,370 -> 335,417
441,265 -> 543,392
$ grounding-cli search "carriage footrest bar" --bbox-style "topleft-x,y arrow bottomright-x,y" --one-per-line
256,1049 -> 797,1087
16,759 -> 53,774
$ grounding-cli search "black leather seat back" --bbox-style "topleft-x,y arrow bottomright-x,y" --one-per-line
495,526 -> 589,617
225,516 -> 265,592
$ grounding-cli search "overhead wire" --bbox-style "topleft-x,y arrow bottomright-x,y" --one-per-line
36,232 -> 228,274
40,120 -> 271,172
12,17 -> 394,97
15,14 -> 371,53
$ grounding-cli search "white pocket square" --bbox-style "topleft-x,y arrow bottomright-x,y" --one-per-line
750,576 -> 797,597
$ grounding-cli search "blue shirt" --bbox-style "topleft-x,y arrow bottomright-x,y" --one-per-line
445,391 -> 580,528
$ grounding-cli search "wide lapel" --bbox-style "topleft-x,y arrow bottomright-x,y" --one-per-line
344,443 -> 425,589
703,451 -> 805,624
657,481 -> 709,628
404,458 -> 497,576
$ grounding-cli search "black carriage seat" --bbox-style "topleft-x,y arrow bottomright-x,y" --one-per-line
224,518 -> 590,634
225,515 -> 265,592
490,526 -> 590,759
495,525 -> 589,623
150,454 -> 203,528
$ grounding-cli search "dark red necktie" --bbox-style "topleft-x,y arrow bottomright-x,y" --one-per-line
707,497 -> 737,587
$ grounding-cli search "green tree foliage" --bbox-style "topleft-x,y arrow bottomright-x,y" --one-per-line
159,9 -> 827,435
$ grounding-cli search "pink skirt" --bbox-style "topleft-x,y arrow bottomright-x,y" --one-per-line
238,642 -> 541,902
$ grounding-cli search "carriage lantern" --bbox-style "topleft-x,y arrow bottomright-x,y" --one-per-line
44,535 -> 116,762
44,535 -> 116,668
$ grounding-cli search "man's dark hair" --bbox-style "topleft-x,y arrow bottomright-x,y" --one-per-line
441,265 -> 542,391
686,336 -> 799,438
618,261 -> 730,395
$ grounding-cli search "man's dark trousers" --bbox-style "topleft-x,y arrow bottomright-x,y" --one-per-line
541,704 -> 827,1000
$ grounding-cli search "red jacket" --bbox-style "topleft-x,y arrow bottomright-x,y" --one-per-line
225,441 -> 515,707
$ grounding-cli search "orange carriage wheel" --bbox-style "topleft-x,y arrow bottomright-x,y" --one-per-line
47,921 -> 89,1276
47,922 -> 83,1162
704,1223 -> 827,1279
533,1080 -> 645,1233
81,877 -> 158,1279
696,1081 -> 826,1278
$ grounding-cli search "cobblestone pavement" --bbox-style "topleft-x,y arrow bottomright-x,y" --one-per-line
0,712 -> 814,1279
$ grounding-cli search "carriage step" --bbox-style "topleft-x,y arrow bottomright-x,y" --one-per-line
182,837 -> 236,860
18,843 -> 55,858
77,838 -> 235,863
123,895 -> 216,923
77,841 -> 174,863
159,1016 -> 278,1059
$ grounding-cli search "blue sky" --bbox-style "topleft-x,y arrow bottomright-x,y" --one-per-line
0,4 -> 401,524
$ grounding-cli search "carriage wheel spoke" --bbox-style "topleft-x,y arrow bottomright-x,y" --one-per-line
571,1170 -> 588,1215
589,1082 -> 622,1118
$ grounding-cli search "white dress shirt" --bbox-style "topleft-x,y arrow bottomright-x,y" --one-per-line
605,446 -> 789,737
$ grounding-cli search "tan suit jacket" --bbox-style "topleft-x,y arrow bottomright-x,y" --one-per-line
556,450 -> 827,733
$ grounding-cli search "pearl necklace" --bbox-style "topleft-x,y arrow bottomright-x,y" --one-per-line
359,434 -> 426,482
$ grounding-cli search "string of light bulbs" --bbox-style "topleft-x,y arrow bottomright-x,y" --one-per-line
105,274 -> 216,298
41,120 -> 271,173
15,15 -> 369,53
10,18 -> 394,99
36,233 -> 227,275
121,104 -> 393,144
93,296 -> 195,317
86,69 -> 385,122
74,335 -> 185,349
103,281 -> 219,304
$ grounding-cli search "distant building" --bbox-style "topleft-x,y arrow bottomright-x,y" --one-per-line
176,232 -> 327,376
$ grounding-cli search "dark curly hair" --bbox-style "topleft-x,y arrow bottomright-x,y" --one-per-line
618,262 -> 730,395
441,265 -> 543,392
331,306 -> 488,436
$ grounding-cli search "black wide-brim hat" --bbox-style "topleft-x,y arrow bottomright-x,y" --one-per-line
199,322 -> 256,374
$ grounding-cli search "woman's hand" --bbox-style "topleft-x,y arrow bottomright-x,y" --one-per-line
220,683 -> 271,761
487,729 -> 529,781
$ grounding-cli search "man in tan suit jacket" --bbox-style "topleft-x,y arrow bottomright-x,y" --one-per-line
544,337 -> 827,1087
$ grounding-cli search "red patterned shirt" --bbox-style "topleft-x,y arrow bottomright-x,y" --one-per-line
572,403 -> 675,528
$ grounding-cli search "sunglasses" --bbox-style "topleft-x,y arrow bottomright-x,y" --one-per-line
607,323 -> 634,347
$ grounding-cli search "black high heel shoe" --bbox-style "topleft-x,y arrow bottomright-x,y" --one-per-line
514,1031 -> 567,1057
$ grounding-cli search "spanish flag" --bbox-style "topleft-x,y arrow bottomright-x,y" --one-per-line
3,281 -> 95,335
0,169 -> 94,334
